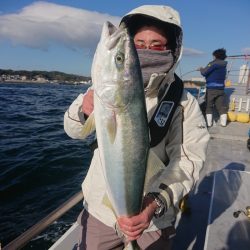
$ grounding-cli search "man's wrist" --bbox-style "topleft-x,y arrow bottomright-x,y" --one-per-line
146,192 -> 166,218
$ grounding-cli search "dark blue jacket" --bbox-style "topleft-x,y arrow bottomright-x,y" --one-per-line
200,59 -> 227,89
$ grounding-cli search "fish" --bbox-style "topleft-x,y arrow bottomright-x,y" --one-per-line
81,21 -> 189,249
83,21 -> 149,249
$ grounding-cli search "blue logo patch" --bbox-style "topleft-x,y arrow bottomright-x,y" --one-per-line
154,101 -> 174,127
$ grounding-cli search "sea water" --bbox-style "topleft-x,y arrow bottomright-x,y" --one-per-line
0,82 -> 93,249
0,83 -> 200,249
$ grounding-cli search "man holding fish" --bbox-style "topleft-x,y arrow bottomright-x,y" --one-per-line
64,5 -> 210,250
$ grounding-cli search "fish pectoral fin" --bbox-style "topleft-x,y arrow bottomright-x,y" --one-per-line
80,112 -> 96,139
106,113 -> 117,144
102,193 -> 117,218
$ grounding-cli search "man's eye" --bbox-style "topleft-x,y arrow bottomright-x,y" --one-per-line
151,44 -> 161,47
149,44 -> 166,51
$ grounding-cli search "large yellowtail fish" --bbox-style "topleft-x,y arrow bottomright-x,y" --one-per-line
81,21 -> 188,249
83,21 -> 148,249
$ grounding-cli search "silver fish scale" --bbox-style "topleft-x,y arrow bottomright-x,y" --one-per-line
92,21 -> 149,220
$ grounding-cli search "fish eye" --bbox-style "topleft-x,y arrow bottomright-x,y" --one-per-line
115,52 -> 124,66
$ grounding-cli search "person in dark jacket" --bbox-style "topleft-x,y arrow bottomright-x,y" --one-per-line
199,48 -> 228,127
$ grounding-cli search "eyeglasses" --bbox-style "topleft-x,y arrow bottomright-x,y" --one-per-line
135,43 -> 167,51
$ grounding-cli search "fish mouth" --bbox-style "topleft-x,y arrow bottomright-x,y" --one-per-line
104,22 -> 127,50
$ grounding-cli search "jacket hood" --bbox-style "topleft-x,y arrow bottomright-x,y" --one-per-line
121,5 -> 181,28
120,5 -> 183,75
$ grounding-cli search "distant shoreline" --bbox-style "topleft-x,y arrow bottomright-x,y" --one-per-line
0,80 -> 91,85
1,80 -> 50,84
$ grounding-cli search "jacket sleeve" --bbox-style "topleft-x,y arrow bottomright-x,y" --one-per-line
64,87 -> 92,139
200,61 -> 216,77
146,91 -> 210,211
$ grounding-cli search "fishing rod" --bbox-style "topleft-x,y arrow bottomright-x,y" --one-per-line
181,69 -> 199,77
227,54 -> 250,59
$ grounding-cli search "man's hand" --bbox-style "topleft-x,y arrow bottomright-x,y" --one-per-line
117,196 -> 158,241
82,89 -> 94,116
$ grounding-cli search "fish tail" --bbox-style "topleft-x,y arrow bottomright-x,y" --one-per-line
124,240 -> 141,250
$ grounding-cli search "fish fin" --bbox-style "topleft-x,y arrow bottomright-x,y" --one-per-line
106,112 -> 117,144
80,112 -> 96,139
123,241 -> 140,250
102,193 -> 117,218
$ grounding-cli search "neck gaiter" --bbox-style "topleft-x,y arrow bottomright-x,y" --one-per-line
136,49 -> 174,86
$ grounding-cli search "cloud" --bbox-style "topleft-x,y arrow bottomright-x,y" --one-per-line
183,47 -> 204,56
0,1 -> 121,54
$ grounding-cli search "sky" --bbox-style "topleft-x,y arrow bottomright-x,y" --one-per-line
0,0 -> 249,80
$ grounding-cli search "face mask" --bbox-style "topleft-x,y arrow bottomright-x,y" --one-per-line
136,49 -> 174,86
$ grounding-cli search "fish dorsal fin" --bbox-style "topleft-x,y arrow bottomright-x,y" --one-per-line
106,111 -> 117,144
80,112 -> 96,139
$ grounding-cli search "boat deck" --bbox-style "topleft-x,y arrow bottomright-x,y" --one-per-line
173,121 -> 250,250
48,121 -> 249,250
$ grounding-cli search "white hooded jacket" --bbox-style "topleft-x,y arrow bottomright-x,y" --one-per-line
64,5 -> 210,231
